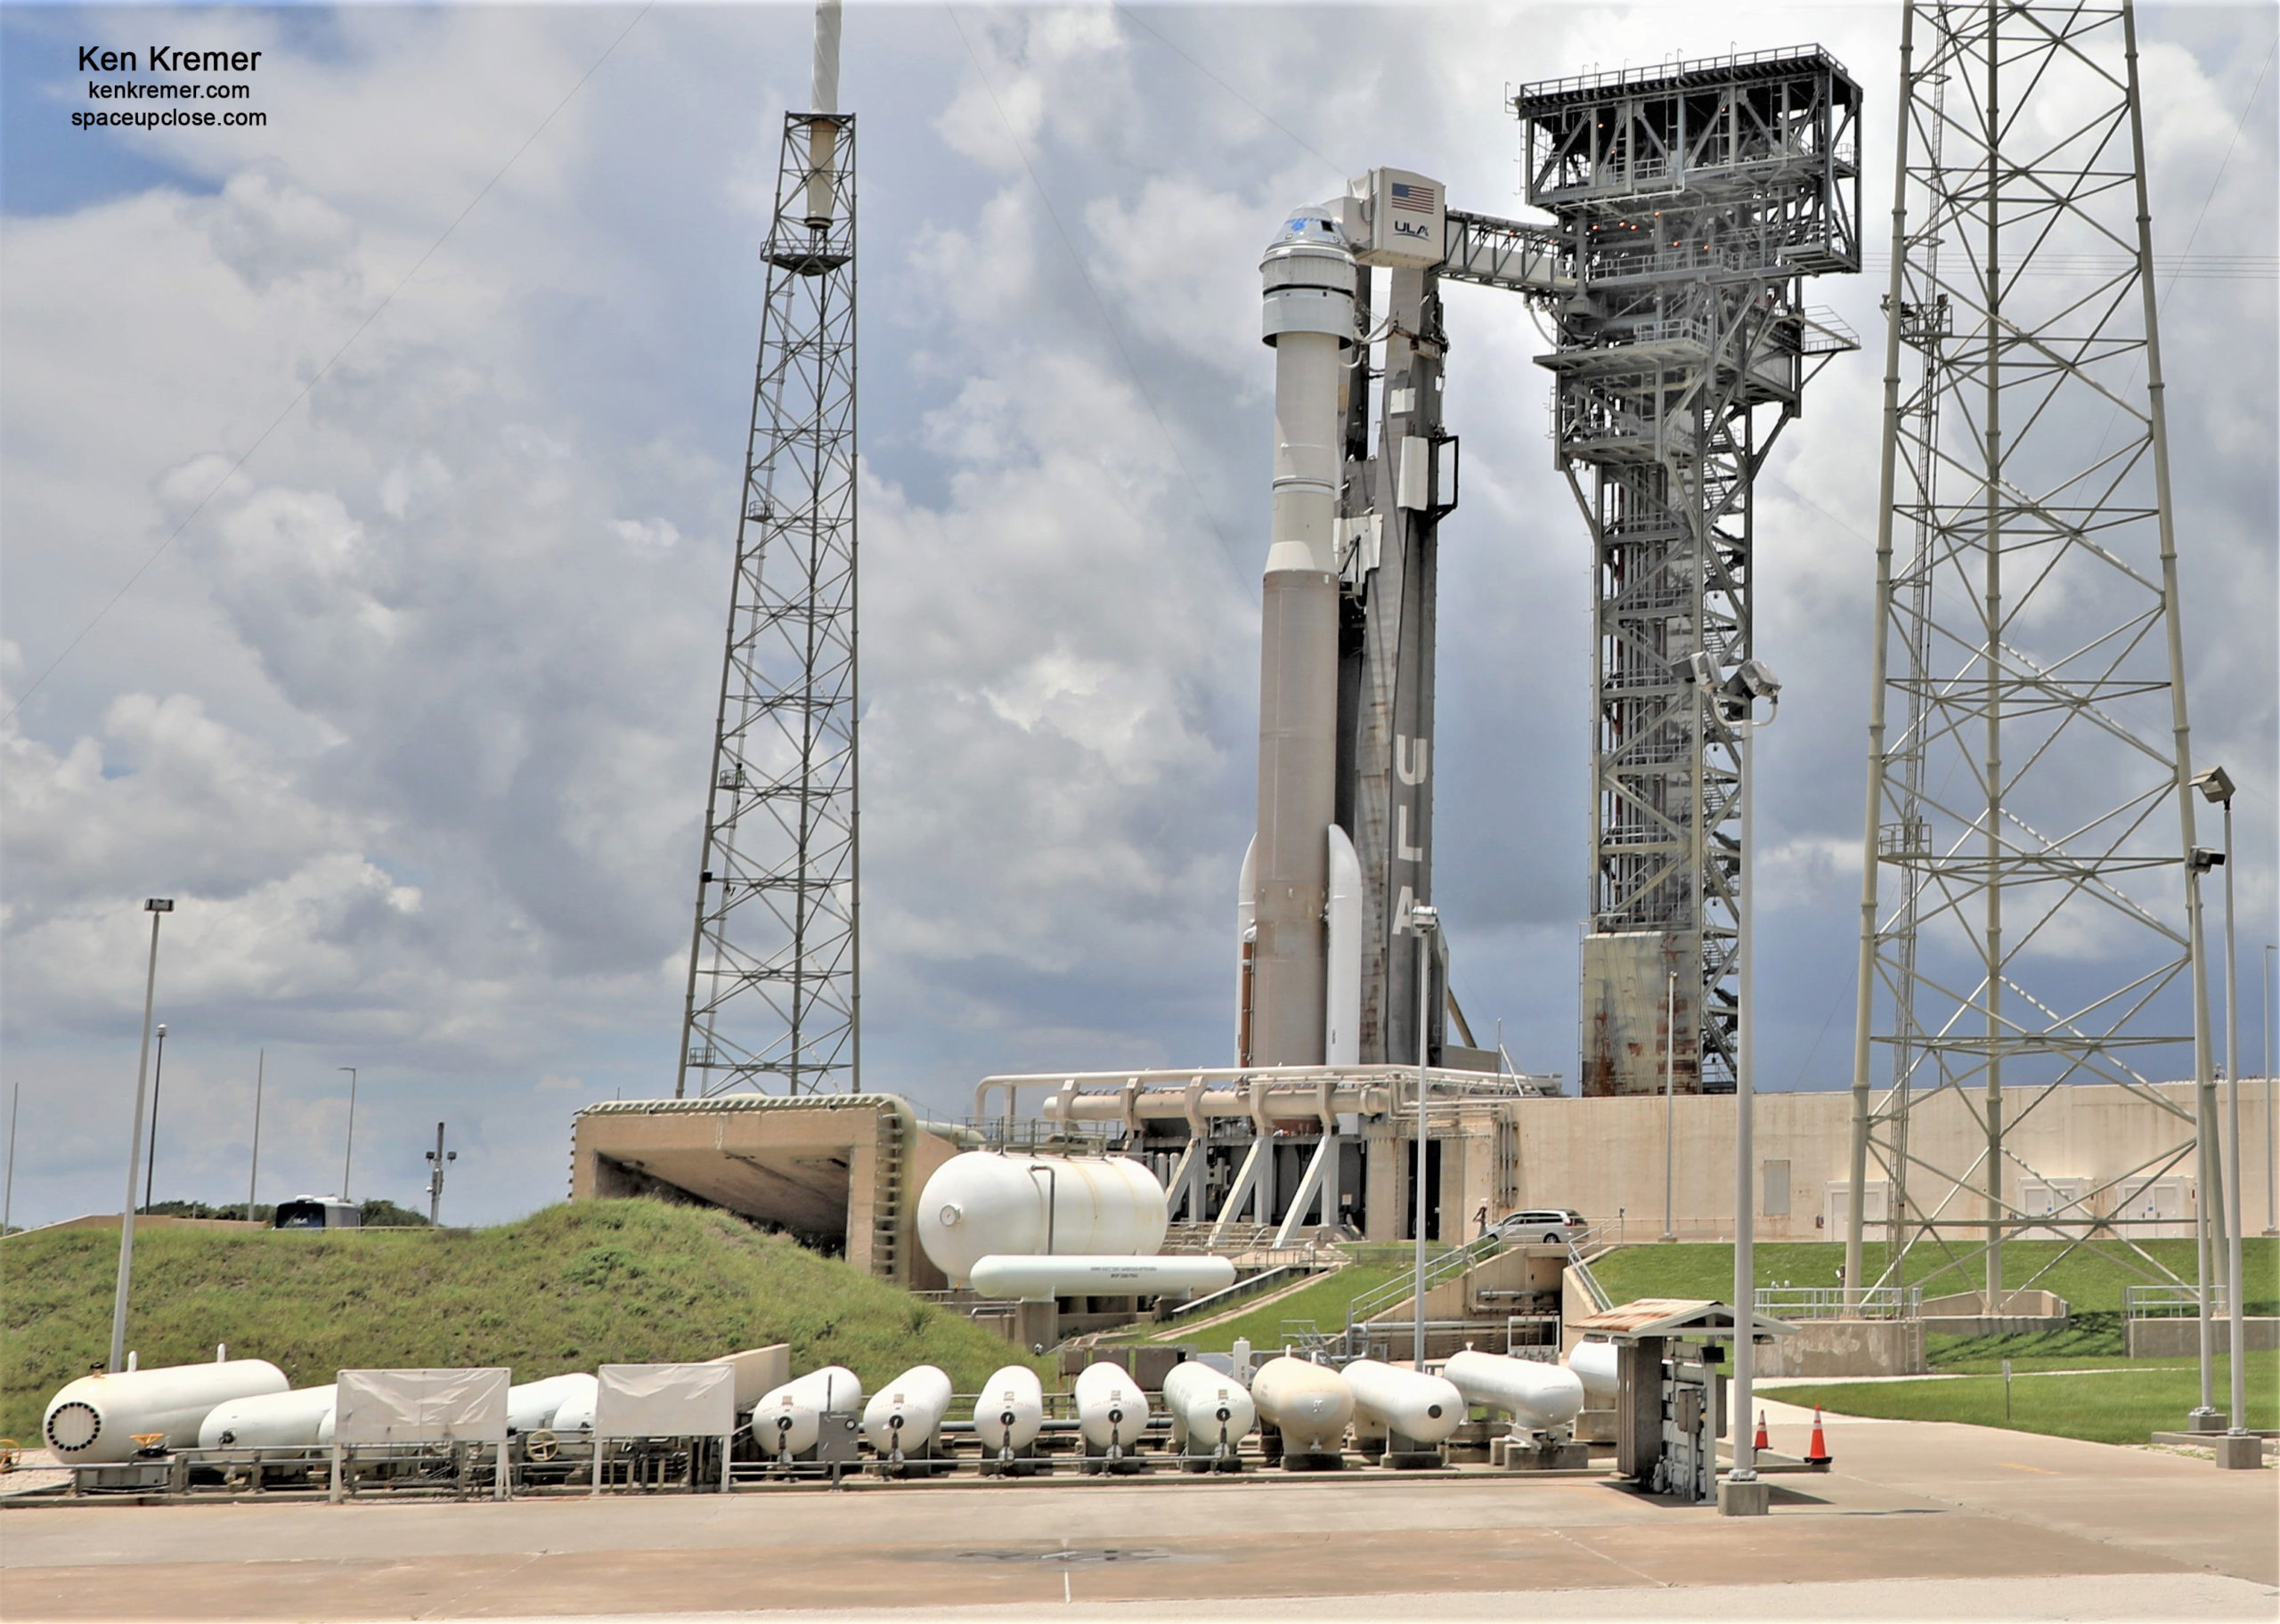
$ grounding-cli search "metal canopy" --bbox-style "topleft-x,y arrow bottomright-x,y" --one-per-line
1567,1296 -> 1797,1343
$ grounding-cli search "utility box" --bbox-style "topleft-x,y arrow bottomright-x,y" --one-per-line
1573,1298 -> 1793,1506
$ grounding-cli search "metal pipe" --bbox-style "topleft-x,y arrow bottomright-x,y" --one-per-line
2265,943 -> 2276,1235
110,901 -> 169,1374
1730,719 -> 1758,1486
142,1024 -> 167,1211
4,1081 -> 18,1235
1664,970 -> 1676,1243
338,1067 -> 359,1202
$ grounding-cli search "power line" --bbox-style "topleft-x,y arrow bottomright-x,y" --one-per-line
4,4 -> 655,725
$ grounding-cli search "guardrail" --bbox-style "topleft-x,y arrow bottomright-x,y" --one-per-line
1755,1286 -> 1921,1321
1344,1232 -> 1508,1331
2124,1285 -> 2226,1320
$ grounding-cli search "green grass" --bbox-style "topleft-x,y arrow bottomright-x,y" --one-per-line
0,1199 -> 1045,1443
1591,1238 -> 2279,1369
1773,1352 -> 2280,1446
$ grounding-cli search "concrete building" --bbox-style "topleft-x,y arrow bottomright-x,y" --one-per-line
569,1076 -> 2274,1274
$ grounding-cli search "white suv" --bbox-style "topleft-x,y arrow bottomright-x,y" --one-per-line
1493,1207 -> 1588,1246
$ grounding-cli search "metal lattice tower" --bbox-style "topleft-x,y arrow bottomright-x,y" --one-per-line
1514,52 -> 1862,1096
677,25 -> 858,1099
1843,0 -> 2213,1305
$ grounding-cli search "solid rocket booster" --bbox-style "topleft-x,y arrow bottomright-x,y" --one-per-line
1251,211 -> 1356,1067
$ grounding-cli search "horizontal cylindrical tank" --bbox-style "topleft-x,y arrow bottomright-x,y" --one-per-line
917,1153 -> 1167,1287
972,1364 -> 1044,1456
1343,1360 -> 1464,1447
198,1384 -> 337,1450
44,1360 -> 289,1463
753,1365 -> 863,1458
1446,1349 -> 1587,1433
1072,1360 -> 1152,1452
966,1254 -> 1235,1302
1567,1340 -> 1618,1404
508,1373 -> 598,1434
1249,1356 -> 1352,1455
551,1384 -> 597,1433
861,1364 -> 952,1458
1162,1361 -> 1256,1458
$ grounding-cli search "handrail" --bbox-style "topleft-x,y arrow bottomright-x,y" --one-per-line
1346,1232 -> 1508,1329
1755,1286 -> 1919,1321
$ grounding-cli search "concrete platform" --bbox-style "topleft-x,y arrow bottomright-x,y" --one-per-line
4,1410 -> 2273,1621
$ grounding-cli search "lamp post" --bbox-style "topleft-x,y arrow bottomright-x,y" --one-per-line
2192,766 -> 2250,1454
246,1048 -> 265,1224
2264,943 -> 2276,1237
1695,654 -> 1779,1515
4,1080 -> 19,1235
1412,902 -> 1439,1371
2185,840 -> 2222,1430
338,1067 -> 359,1202
425,1122 -> 457,1224
141,1023 -> 168,1211
1663,970 -> 1677,1242
110,898 -> 172,1374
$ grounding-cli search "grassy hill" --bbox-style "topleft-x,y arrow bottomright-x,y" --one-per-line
0,1199 -> 1044,1443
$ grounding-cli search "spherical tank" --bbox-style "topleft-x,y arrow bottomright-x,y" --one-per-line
1342,1360 -> 1464,1446
1566,1340 -> 1619,1404
1162,1361 -> 1255,1456
44,1360 -> 289,1464
971,1364 -> 1044,1454
1249,1356 -> 1353,1455
1072,1360 -> 1152,1450
861,1364 -> 952,1457
917,1153 -> 1167,1286
1445,1349 -> 1586,1431
199,1384 -> 338,1450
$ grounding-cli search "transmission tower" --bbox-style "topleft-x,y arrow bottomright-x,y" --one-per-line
677,4 -> 859,1099
1843,0 -> 2216,1307
1515,52 -> 1863,1096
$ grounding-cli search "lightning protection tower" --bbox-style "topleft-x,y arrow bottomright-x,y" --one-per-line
1843,0 -> 2214,1310
678,2 -> 859,1098
1515,51 -> 1862,1096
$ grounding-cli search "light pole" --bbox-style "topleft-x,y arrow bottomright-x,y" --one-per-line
141,1023 -> 168,1211
1663,970 -> 1677,1242
3,1080 -> 19,1234
338,1067 -> 359,1201
1697,654 -> 1779,1515
110,898 -> 172,1374
2185,840 -> 2222,1429
2264,943 -> 2276,1237
246,1048 -> 265,1224
425,1122 -> 457,1224
2193,766 -> 2250,1455
1412,903 -> 1439,1371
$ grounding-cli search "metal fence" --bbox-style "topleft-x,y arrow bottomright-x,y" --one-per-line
1754,1286 -> 1921,1321
2123,1285 -> 2225,1320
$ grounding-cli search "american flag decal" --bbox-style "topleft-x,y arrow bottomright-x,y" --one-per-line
1389,181 -> 1436,214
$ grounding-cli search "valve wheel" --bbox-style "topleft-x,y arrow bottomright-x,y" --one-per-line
525,1429 -> 558,1462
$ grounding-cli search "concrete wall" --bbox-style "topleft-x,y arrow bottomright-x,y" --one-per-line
2127,1318 -> 2280,1358
1757,1319 -> 1927,1378
1499,1079 -> 2276,1244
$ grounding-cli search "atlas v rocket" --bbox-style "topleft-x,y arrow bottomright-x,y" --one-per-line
1241,171 -> 1454,1072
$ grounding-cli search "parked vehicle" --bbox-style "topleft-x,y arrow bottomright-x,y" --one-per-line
1493,1207 -> 1586,1246
272,1195 -> 362,1230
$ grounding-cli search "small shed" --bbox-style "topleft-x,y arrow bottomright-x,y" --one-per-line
1566,1299 -> 1796,1498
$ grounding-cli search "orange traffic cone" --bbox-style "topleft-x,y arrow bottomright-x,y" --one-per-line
1804,1406 -> 1832,1471
1753,1409 -> 1770,1452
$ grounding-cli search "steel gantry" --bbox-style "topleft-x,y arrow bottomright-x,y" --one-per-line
1514,50 -> 1863,1096
678,3 -> 859,1098
1843,1 -> 2214,1313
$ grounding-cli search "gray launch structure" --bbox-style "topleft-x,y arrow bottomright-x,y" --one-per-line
1515,53 -> 1861,1095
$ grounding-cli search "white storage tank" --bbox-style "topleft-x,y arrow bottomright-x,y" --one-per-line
967,1254 -> 1234,1302
1566,1339 -> 1618,1405
972,1364 -> 1045,1460
1446,1349 -> 1586,1435
508,1373 -> 598,1434
917,1152 -> 1167,1287
44,1359 -> 289,1463
861,1364 -> 953,1460
1072,1360 -> 1152,1458
1162,1360 -> 1255,1466
1249,1355 -> 1352,1460
1343,1359 -> 1464,1449
198,1384 -> 337,1450
752,1366 -> 863,1459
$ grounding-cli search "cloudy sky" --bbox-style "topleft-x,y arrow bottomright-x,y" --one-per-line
3,2 -> 2272,1229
